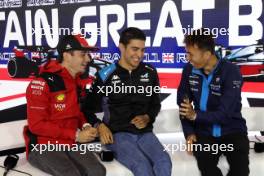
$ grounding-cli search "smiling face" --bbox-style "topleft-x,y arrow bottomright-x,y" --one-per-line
63,50 -> 91,77
185,44 -> 211,69
119,39 -> 145,70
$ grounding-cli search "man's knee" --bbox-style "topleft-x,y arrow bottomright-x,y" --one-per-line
131,161 -> 154,176
153,155 -> 172,172
228,160 -> 249,176
228,168 -> 249,176
159,152 -> 171,164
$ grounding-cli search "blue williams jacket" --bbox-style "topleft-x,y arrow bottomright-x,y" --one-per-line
177,58 -> 247,139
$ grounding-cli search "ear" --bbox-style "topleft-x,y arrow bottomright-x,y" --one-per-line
63,52 -> 68,59
118,43 -> 125,53
62,52 -> 71,63
204,51 -> 212,60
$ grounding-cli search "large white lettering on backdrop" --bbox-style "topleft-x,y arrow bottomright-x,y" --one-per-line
0,0 -> 263,48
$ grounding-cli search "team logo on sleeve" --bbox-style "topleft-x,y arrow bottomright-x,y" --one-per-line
233,80 -> 242,89
31,80 -> 45,95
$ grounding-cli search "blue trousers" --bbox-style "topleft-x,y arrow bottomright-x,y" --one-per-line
107,132 -> 172,176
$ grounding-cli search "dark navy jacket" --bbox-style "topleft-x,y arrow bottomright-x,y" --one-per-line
83,62 -> 161,134
177,59 -> 247,139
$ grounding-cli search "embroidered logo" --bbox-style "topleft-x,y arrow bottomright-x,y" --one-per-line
56,94 -> 66,102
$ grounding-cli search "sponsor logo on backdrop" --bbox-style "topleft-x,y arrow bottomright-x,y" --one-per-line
144,53 -> 160,63
60,0 -> 92,4
176,53 -> 188,63
0,0 -> 21,8
0,50 -> 241,68
0,52 -> 15,61
162,53 -> 174,63
27,0 -> 55,7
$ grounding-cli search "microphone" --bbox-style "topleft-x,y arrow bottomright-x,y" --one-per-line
180,94 -> 189,119
96,150 -> 114,162
3,154 -> 19,176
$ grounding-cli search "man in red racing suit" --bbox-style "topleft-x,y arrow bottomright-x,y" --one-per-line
23,34 -> 105,176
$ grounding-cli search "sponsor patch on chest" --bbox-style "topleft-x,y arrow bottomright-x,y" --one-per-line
140,73 -> 150,82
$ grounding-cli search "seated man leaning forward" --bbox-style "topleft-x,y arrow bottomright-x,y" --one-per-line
24,34 -> 106,176
177,28 -> 249,176
83,27 -> 172,176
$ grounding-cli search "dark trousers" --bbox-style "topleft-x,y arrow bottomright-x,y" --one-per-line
193,133 -> 249,176
28,150 -> 106,176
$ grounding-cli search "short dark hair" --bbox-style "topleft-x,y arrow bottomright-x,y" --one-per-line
57,53 -> 63,63
57,51 -> 74,63
119,27 -> 146,46
183,28 -> 215,54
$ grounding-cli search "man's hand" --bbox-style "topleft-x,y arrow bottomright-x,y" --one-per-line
179,99 -> 196,121
98,123 -> 114,144
77,127 -> 97,143
130,114 -> 150,129
186,134 -> 197,155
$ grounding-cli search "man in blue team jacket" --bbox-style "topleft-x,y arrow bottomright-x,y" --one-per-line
177,28 -> 249,176
84,27 -> 172,176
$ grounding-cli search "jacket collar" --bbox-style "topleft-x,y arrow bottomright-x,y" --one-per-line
192,55 -> 222,76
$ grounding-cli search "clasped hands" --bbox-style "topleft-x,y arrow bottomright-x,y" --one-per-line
97,114 -> 150,145
76,126 -> 98,143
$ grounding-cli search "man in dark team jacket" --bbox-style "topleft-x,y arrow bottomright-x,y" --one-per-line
177,28 -> 249,176
84,27 -> 171,176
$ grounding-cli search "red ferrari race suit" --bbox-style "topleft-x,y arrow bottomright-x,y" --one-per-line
23,61 -> 90,157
